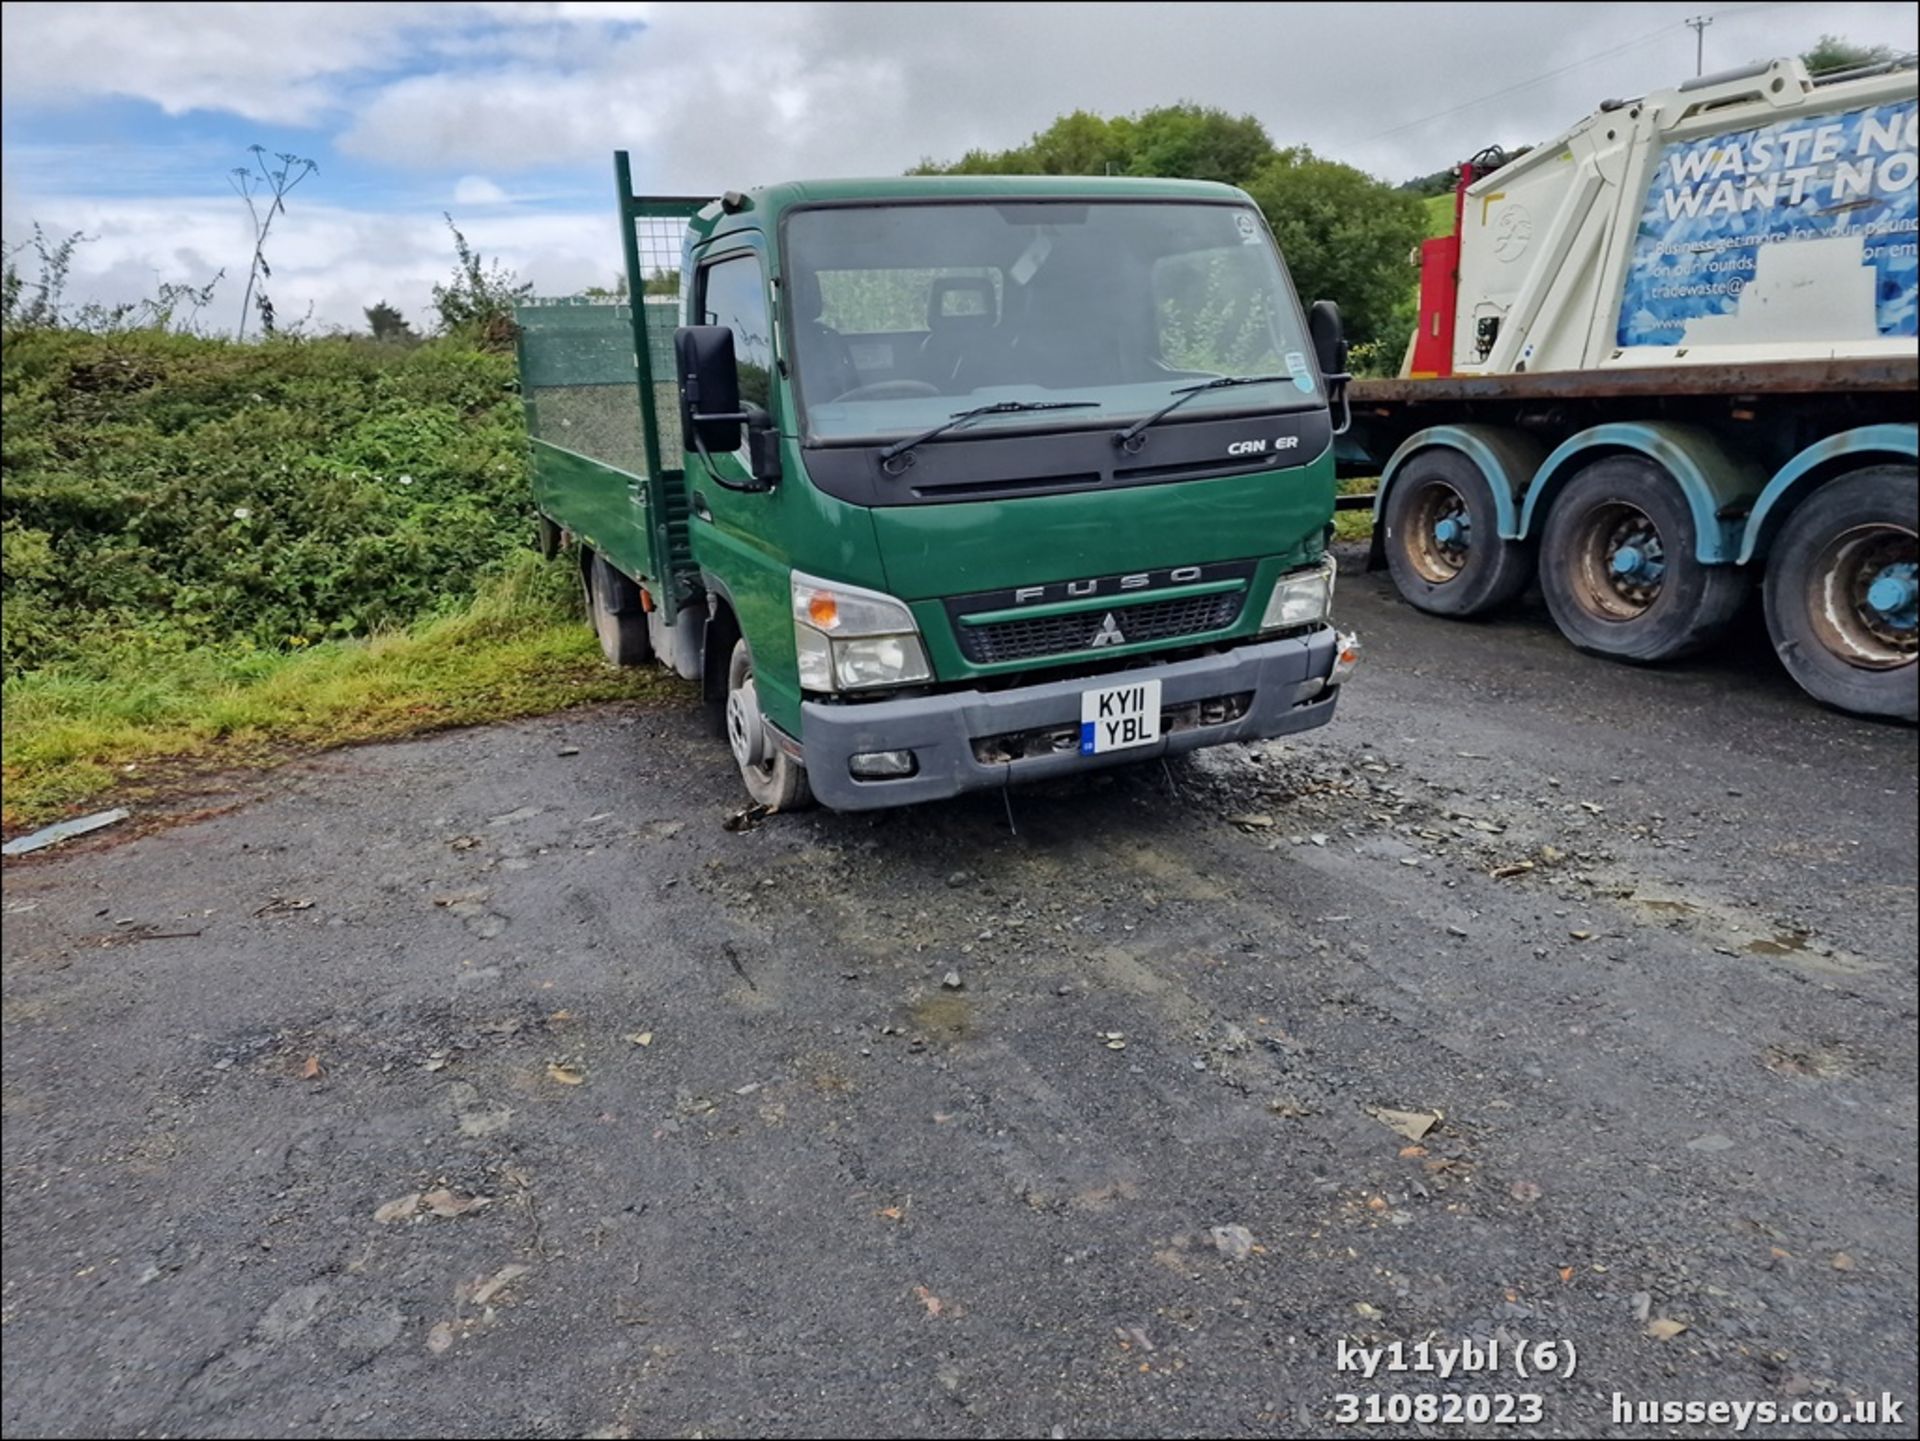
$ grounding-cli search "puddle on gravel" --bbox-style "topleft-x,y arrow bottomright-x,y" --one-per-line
1619,888 -> 1878,976
909,991 -> 974,1040
1763,1042 -> 1852,1079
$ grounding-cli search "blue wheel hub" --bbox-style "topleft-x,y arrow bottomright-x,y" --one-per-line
1866,562 -> 1918,632
1433,515 -> 1470,549
1607,532 -> 1665,587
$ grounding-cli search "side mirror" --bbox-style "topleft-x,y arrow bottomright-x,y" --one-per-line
675,325 -> 745,456
1308,300 -> 1349,385
1308,299 -> 1352,436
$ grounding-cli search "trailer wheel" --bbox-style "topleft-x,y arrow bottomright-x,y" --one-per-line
725,639 -> 813,811
1762,465 -> 1917,723
584,551 -> 653,667
1381,450 -> 1533,617
1539,455 -> 1747,663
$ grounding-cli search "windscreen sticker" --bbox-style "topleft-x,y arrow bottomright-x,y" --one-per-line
1285,350 -> 1315,393
1236,212 -> 1261,245
1009,232 -> 1054,286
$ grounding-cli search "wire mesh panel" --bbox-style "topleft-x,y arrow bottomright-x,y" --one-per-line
631,217 -> 688,475
518,299 -> 648,474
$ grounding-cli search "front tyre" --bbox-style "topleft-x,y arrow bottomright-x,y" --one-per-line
1539,455 -> 1748,663
1382,449 -> 1534,617
725,639 -> 813,811
1762,465 -> 1918,723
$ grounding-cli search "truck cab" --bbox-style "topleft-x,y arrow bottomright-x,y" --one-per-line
521,164 -> 1357,810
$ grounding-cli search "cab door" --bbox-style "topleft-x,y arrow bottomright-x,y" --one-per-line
684,239 -> 805,721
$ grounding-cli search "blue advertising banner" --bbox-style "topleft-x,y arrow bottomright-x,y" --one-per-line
1617,99 -> 1918,347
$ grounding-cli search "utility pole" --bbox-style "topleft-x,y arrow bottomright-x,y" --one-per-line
1686,14 -> 1713,77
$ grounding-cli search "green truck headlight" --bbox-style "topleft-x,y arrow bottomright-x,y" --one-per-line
791,569 -> 933,693
1260,557 -> 1337,631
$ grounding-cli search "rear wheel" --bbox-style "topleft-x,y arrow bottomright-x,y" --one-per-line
1763,465 -> 1917,722
583,551 -> 652,667
725,639 -> 813,811
1381,449 -> 1534,617
1539,455 -> 1747,663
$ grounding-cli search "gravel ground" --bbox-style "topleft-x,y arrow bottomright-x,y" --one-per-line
4,554 -> 1916,1439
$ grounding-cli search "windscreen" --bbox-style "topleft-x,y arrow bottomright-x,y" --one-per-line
783,201 -> 1319,442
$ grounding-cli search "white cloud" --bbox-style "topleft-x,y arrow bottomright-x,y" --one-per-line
328,1 -> 1920,186
452,175 -> 511,205
0,3 -> 430,123
8,195 -> 616,333
9,2 -> 1917,183
5,0 -> 1917,331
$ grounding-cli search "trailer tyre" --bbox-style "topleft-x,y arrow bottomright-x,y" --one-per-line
1762,465 -> 1918,723
1539,455 -> 1747,663
725,639 -> 813,812
584,551 -> 653,667
1382,450 -> 1534,617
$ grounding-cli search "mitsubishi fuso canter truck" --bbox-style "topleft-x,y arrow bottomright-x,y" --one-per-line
518,158 -> 1359,811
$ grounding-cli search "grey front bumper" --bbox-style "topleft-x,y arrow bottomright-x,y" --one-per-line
800,627 -> 1341,811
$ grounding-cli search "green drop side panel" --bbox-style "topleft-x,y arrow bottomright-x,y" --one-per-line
618,165 -> 711,622
514,165 -> 707,621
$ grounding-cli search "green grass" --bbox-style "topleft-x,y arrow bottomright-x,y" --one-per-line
1334,475 -> 1377,543
1,553 -> 680,831
1423,192 -> 1454,238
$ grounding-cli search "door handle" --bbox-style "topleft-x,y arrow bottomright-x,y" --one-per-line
691,491 -> 713,522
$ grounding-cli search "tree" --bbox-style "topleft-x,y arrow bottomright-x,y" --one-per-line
431,215 -> 532,350
642,269 -> 677,297
230,145 -> 318,339
1241,147 -> 1426,350
915,103 -> 1274,186
1801,34 -> 1896,75
364,300 -> 417,343
1123,104 -> 1274,185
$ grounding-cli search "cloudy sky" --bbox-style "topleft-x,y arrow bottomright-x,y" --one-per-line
3,0 -> 1913,331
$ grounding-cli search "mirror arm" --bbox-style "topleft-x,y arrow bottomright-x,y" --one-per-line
688,406 -> 779,493
1322,370 -> 1352,437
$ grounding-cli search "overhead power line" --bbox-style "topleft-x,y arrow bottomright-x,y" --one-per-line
1364,1 -> 1783,143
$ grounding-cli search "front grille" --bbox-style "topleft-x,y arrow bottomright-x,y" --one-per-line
957,591 -> 1244,665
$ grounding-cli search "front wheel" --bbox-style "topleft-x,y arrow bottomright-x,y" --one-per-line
1762,465 -> 1917,722
1538,455 -> 1748,663
725,639 -> 813,811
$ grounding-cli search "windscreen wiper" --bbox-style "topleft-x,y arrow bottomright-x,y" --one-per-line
1113,374 -> 1290,451
877,399 -> 1100,466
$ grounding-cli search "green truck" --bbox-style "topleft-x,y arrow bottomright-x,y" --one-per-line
517,155 -> 1359,811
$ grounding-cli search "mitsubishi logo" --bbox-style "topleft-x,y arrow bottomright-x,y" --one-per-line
1090,612 -> 1126,648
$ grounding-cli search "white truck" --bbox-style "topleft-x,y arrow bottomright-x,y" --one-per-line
1349,54 -> 1917,721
